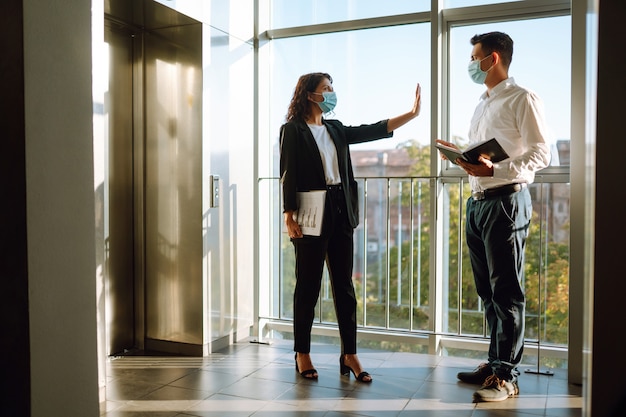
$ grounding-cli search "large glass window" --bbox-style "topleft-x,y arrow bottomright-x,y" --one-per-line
449,17 -> 571,167
447,17 -> 571,365
269,23 -> 430,159
266,22 -> 432,332
270,0 -> 428,29
444,0 -> 520,8
259,1 -> 571,366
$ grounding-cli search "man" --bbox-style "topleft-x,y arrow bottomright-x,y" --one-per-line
437,31 -> 551,402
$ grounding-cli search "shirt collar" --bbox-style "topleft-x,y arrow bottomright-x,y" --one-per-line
481,77 -> 516,100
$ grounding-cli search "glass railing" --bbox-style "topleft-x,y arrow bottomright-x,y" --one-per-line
258,175 -> 570,370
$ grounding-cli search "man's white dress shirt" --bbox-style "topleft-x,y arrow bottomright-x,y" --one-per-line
468,77 -> 552,192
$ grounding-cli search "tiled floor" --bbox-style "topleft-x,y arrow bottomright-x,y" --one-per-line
100,339 -> 583,417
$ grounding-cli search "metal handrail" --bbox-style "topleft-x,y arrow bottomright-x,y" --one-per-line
257,175 -> 570,365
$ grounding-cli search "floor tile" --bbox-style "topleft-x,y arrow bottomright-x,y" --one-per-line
98,339 -> 583,417
184,393 -> 268,416
216,375 -> 295,401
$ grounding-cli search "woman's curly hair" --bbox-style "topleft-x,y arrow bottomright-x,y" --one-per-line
286,72 -> 333,122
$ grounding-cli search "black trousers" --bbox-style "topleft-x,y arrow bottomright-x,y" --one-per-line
465,187 -> 532,381
292,185 -> 357,354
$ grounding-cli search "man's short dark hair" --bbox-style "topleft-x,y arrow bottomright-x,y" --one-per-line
470,31 -> 513,69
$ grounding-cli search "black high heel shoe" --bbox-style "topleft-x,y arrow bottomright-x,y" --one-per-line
340,354 -> 372,383
295,353 -> 318,380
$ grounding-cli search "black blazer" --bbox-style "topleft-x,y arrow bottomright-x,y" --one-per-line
280,119 -> 392,228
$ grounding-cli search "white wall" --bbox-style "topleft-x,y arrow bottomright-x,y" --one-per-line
23,0 -> 100,415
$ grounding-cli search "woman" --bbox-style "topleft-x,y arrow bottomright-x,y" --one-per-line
280,72 -> 421,382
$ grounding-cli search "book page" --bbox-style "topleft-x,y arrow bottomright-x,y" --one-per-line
463,138 -> 509,163
435,142 -> 465,165
294,190 -> 326,236
436,138 -> 509,165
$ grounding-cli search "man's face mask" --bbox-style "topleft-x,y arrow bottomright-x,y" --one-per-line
468,54 -> 493,84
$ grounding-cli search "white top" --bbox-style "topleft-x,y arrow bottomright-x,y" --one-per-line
468,77 -> 552,192
307,123 -> 341,185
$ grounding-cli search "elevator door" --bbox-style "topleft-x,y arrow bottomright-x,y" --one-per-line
143,19 -> 203,350
103,1 -> 203,356
104,23 -> 136,355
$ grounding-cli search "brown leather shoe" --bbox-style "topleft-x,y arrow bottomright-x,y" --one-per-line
457,362 -> 493,385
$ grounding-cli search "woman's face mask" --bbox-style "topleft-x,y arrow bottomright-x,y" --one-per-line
468,54 -> 493,84
311,91 -> 337,113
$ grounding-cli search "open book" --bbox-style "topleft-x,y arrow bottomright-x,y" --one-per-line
293,190 -> 326,236
435,138 -> 509,165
